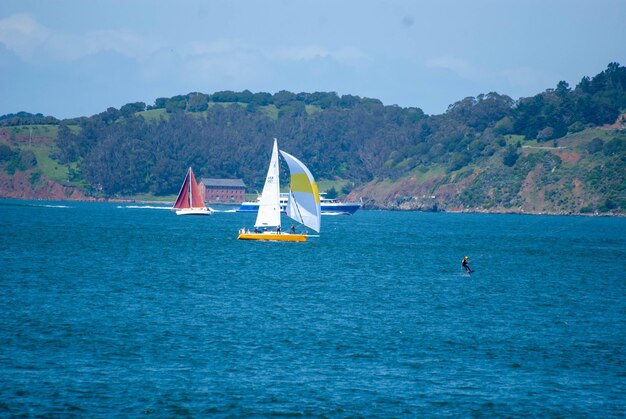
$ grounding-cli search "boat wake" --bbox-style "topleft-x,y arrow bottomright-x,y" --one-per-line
117,205 -> 171,210
0,202 -> 69,209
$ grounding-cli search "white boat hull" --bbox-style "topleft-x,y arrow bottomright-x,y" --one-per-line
175,207 -> 213,216
237,194 -> 361,215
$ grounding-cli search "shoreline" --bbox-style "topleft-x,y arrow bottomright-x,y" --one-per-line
363,204 -> 624,218
1,195 -> 623,217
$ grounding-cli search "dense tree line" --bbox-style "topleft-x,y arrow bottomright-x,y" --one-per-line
56,99 -> 428,195
146,90 -> 384,113
4,63 -> 625,198
0,112 -> 59,127
512,62 -> 626,140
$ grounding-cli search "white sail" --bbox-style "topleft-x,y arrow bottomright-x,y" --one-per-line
286,190 -> 303,225
255,139 -> 282,228
279,150 -> 321,233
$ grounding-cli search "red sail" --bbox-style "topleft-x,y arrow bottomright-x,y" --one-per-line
173,169 -> 192,209
189,170 -> 205,208
173,167 -> 205,209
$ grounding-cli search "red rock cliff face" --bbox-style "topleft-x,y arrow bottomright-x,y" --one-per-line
0,171 -> 93,201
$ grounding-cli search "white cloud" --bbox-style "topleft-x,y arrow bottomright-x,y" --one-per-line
426,56 -> 478,79
144,40 -> 368,88
0,11 -> 367,98
0,13 -> 50,60
271,44 -> 366,64
0,12 -> 365,69
502,67 -> 554,90
0,13 -> 160,63
275,45 -> 331,61
333,46 -> 367,63
182,39 -> 253,57
84,30 -> 160,61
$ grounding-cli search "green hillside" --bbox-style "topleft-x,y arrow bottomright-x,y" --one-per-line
0,64 -> 625,214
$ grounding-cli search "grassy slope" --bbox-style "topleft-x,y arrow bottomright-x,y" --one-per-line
367,127 -> 625,213
1,119 -> 624,213
1,125 -> 89,188
138,104 -> 293,121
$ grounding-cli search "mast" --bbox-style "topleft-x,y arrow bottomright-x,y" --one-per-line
188,168 -> 193,207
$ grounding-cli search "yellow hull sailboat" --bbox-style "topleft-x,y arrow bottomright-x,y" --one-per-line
237,138 -> 320,242
237,230 -> 307,242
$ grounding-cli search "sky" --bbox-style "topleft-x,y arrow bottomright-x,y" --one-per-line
1,0 -> 625,119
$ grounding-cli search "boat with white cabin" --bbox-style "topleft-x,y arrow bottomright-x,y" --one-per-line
237,193 -> 361,215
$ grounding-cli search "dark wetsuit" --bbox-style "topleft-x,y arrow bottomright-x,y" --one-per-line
462,259 -> 471,273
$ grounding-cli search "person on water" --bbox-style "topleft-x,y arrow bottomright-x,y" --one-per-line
462,256 -> 472,274
290,224 -> 296,233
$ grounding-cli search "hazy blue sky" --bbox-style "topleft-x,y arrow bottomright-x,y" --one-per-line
1,0 -> 625,119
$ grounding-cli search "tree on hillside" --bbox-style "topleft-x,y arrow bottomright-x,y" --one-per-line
446,93 -> 514,132
0,112 -> 59,126
211,91 -> 240,103
555,80 -> 570,97
502,145 -> 519,167
308,92 -> 340,108
165,96 -> 186,113
0,144 -> 16,161
97,107 -> 121,125
586,138 -> 604,154
251,92 -> 273,106
19,149 -> 37,170
187,93 -> 208,112
120,102 -> 146,117
150,97 -> 168,110
273,90 -> 297,108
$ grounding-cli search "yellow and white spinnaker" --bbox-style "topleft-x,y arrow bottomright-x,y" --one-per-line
279,150 -> 321,233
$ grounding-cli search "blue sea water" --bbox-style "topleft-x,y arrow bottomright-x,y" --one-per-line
0,199 -> 625,417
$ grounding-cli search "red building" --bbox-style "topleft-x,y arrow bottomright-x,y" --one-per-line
200,178 -> 246,203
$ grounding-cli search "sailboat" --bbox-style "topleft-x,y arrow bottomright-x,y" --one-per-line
172,167 -> 213,216
238,138 -> 321,242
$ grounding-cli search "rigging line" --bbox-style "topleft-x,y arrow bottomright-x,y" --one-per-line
188,173 -> 192,206
290,187 -> 306,229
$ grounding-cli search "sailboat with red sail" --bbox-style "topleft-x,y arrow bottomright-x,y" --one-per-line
172,167 -> 213,216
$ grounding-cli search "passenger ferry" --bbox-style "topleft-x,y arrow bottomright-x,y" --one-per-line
237,193 -> 361,215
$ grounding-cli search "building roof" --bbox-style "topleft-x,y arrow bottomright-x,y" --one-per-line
201,178 -> 246,188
